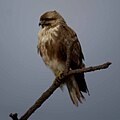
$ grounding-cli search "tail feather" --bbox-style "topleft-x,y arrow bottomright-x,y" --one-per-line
75,73 -> 90,95
66,75 -> 85,106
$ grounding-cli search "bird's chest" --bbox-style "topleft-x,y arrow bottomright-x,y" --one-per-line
39,26 -> 65,72
40,28 -> 57,61
40,35 -> 54,64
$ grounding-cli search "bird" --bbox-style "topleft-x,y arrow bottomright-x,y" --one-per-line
37,10 -> 89,106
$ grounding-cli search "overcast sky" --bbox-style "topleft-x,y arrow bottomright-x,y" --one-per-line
0,0 -> 120,120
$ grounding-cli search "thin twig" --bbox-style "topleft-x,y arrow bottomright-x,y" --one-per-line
67,62 -> 112,76
9,113 -> 18,120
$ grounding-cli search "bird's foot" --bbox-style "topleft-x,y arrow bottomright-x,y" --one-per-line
56,71 -> 65,80
53,71 -> 65,85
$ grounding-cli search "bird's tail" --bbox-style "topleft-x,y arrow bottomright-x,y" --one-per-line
66,75 -> 85,106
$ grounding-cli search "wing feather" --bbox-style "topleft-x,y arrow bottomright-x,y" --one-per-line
57,25 -> 84,68
58,25 -> 89,93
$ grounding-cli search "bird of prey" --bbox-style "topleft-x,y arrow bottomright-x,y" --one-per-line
37,10 -> 89,106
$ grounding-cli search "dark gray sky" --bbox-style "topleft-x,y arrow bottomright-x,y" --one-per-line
0,0 -> 120,120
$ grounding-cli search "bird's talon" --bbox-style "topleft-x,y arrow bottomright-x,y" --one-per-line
56,71 -> 64,80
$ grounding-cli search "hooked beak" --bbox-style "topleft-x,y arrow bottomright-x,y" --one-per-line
39,21 -> 45,27
39,22 -> 41,26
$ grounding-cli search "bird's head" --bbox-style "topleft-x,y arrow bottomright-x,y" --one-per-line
39,10 -> 66,28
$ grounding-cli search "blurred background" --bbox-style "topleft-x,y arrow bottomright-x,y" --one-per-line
0,0 -> 120,120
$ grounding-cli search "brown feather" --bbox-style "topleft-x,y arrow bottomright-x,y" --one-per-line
38,11 -> 89,106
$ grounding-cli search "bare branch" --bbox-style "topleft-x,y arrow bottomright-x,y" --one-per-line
9,62 -> 111,120
67,62 -> 112,76
9,113 -> 18,120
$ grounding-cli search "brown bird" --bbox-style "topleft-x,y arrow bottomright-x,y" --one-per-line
37,10 -> 89,106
